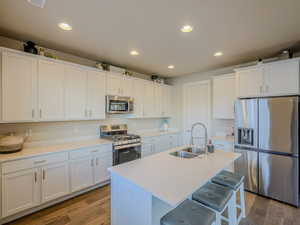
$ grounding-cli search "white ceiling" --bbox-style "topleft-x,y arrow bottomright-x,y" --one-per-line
1,0 -> 300,77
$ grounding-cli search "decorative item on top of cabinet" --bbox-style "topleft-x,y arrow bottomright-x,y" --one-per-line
213,73 -> 235,119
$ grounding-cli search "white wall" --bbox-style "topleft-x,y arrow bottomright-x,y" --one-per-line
168,67 -> 236,137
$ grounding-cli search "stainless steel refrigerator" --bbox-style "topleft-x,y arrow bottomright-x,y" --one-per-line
234,96 -> 299,206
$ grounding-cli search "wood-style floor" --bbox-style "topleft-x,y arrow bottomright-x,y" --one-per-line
5,185 -> 300,225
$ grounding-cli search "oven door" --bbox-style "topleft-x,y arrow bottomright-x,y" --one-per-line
113,144 -> 141,165
106,95 -> 133,114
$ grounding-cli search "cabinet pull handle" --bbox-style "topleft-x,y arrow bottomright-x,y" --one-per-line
32,109 -> 35,118
260,86 -> 263,93
96,158 -> 99,166
39,109 -> 42,118
91,150 -> 99,153
42,169 -> 46,180
34,171 -> 37,183
34,160 -> 46,164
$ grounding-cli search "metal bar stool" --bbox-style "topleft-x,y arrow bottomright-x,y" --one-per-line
161,199 -> 216,225
192,182 -> 237,225
211,170 -> 246,224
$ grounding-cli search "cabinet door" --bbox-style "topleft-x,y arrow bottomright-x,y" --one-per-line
87,71 -> 106,120
236,67 -> 264,97
143,81 -> 155,117
213,74 -> 235,119
41,162 -> 69,203
264,60 -> 299,96
2,168 -> 39,217
162,85 -> 172,117
154,84 -> 163,117
70,157 -> 94,192
132,79 -> 145,117
2,51 -> 37,122
65,65 -> 87,120
142,143 -> 152,158
169,134 -> 179,149
106,73 -> 122,96
122,77 -> 133,97
94,153 -> 113,184
38,60 -> 65,121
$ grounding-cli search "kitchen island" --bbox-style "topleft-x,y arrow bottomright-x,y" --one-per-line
108,146 -> 241,225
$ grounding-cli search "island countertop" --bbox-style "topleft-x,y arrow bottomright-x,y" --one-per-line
109,146 -> 241,206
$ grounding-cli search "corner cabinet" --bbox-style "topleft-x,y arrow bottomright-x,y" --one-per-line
236,59 -> 300,98
213,74 -> 236,119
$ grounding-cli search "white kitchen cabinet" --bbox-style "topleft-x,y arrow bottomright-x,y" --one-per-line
264,60 -> 299,96
87,71 -> 106,120
38,60 -> 65,121
236,59 -> 300,98
236,66 -> 264,98
132,78 -> 145,117
106,73 -> 122,96
1,51 -> 38,122
65,65 -> 88,120
69,157 -> 94,192
94,152 -> 113,184
143,81 -> 155,117
41,162 -> 70,203
162,85 -> 172,117
154,84 -> 163,117
2,168 -> 39,217
106,72 -> 133,96
168,134 -> 179,148
213,74 -> 236,119
141,142 -> 154,158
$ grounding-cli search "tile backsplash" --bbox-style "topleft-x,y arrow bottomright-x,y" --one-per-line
0,117 -> 165,145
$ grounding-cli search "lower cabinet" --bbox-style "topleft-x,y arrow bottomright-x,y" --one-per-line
2,168 -> 40,217
1,144 -> 113,219
2,161 -> 70,217
41,162 -> 70,203
69,146 -> 113,192
69,157 -> 94,192
141,133 -> 180,158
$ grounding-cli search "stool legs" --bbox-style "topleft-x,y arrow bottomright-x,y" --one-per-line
239,182 -> 246,219
228,195 -> 237,225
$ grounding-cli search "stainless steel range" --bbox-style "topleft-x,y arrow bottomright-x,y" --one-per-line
100,124 -> 141,165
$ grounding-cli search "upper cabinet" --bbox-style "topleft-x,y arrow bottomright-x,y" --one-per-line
213,74 -> 236,119
106,73 -> 133,97
2,51 -> 38,122
87,71 -> 106,120
65,65 -> 88,120
236,59 -> 300,98
38,60 -> 65,121
235,66 -> 264,98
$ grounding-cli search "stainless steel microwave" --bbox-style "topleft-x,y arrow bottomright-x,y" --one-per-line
106,95 -> 134,114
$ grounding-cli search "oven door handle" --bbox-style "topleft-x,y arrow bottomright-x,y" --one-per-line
114,143 -> 141,150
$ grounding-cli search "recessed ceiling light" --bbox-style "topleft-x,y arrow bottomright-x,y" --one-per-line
58,23 -> 72,31
181,25 -> 193,33
168,65 -> 175,69
130,50 -> 139,56
214,52 -> 223,57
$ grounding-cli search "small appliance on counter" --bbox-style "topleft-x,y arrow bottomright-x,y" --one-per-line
0,134 -> 25,154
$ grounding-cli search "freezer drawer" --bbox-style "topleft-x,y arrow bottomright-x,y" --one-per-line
259,152 -> 299,206
234,148 -> 258,193
258,97 -> 298,156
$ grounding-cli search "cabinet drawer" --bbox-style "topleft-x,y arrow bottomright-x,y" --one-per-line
2,152 -> 68,174
69,144 -> 112,160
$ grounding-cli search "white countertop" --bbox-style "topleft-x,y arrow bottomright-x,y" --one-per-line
0,138 -> 112,162
109,146 -> 240,206
136,129 -> 180,138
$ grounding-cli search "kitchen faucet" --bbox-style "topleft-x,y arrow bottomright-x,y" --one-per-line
190,122 -> 208,154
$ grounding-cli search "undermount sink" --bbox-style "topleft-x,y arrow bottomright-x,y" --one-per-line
169,146 -> 207,159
